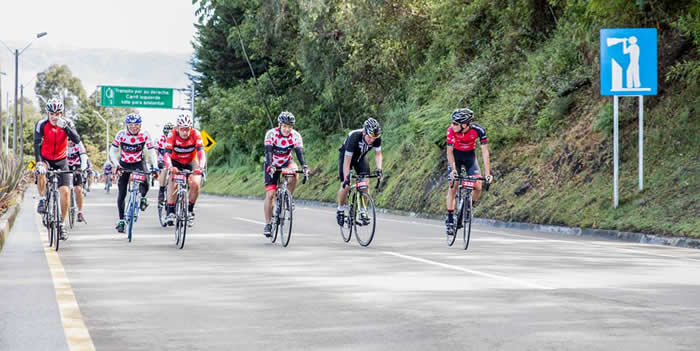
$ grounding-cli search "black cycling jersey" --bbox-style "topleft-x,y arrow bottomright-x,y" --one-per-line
338,129 -> 381,166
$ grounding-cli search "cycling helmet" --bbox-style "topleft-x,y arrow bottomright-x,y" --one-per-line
162,122 -> 175,135
450,108 -> 474,124
363,118 -> 381,138
45,98 -> 64,113
176,113 -> 193,127
278,111 -> 295,126
125,113 -> 142,125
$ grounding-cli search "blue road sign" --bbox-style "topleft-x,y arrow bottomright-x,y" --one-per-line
600,28 -> 657,96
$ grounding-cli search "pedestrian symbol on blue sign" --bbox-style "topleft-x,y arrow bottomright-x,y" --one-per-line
600,28 -> 657,96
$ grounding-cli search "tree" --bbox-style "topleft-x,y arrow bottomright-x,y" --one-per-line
34,64 -> 87,118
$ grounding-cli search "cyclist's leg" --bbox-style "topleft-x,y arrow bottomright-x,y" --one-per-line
116,169 -> 130,220
263,168 -> 280,223
37,172 -> 47,196
337,151 -> 350,208
284,160 -> 299,194
466,156 -> 483,203
73,169 -> 84,212
355,157 -> 370,194
138,162 -> 149,198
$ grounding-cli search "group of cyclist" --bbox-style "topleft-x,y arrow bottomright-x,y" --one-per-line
33,93 -> 492,241
33,96 -> 207,240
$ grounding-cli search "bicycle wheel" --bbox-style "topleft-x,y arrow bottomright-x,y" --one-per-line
127,192 -> 135,242
353,192 -> 376,247
46,193 -> 53,247
462,195 -> 473,250
279,192 -> 293,247
158,201 -> 167,227
52,194 -> 61,251
446,206 -> 457,247
270,192 -> 281,243
175,193 -> 187,249
69,190 -> 75,229
339,192 -> 353,243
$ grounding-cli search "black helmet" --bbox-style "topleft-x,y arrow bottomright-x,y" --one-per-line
162,122 -> 175,135
451,108 -> 474,124
363,118 -> 381,138
278,111 -> 295,125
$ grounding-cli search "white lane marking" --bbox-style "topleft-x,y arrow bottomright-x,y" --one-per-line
35,213 -> 96,351
383,251 -> 553,290
232,217 -> 267,225
66,232 -> 320,241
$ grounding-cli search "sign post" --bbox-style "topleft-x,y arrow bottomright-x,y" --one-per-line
100,85 -> 173,109
600,28 -> 657,208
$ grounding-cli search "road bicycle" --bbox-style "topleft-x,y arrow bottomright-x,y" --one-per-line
122,170 -> 149,243
269,169 -> 307,247
338,171 -> 381,247
43,170 -> 73,251
447,173 -> 489,250
171,169 -> 196,249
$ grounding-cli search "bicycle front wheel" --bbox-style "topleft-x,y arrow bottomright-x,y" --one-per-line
353,192 -> 376,247
69,190 -> 75,229
462,195 -> 473,250
270,193 -> 281,243
339,194 -> 353,243
279,192 -> 293,247
52,194 -> 61,251
126,192 -> 136,242
175,192 -> 187,249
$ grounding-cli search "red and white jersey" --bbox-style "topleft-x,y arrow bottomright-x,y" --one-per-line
66,142 -> 87,167
446,123 -> 487,152
165,129 -> 204,165
264,128 -> 303,167
112,130 -> 155,164
156,134 -> 168,161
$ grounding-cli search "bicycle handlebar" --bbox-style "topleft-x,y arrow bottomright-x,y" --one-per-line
348,171 -> 382,191
270,169 -> 309,185
449,175 -> 490,191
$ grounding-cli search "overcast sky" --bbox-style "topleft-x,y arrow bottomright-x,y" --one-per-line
0,0 -> 197,54
0,0 -> 200,139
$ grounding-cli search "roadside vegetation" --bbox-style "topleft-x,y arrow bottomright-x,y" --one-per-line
192,0 -> 699,237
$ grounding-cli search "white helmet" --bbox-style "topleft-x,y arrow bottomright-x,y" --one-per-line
176,113 -> 193,128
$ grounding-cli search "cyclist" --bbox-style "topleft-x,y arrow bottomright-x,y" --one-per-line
109,113 -> 158,233
262,111 -> 309,237
102,161 -> 114,188
66,139 -> 90,222
163,113 -> 206,226
156,122 -> 174,204
336,118 -> 383,226
444,108 -> 492,233
34,98 -> 84,240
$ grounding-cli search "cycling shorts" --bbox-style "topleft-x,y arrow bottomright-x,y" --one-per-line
338,150 -> 370,182
447,150 -> 481,176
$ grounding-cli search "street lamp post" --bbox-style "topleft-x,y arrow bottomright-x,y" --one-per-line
93,110 -> 110,156
0,70 -> 5,151
1,31 -> 47,157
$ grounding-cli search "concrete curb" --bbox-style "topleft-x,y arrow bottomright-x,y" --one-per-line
0,188 -> 27,252
204,191 -> 700,250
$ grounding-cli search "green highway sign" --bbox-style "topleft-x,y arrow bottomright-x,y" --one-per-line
100,85 -> 173,109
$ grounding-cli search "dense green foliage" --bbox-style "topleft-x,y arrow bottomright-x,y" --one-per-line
193,0 -> 699,236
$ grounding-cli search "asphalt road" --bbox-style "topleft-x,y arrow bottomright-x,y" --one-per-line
4,184 -> 700,350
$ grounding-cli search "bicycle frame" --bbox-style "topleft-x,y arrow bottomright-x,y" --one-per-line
270,169 -> 307,247
124,170 -> 147,242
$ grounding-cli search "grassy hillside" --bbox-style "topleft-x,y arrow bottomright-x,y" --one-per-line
196,0 -> 699,237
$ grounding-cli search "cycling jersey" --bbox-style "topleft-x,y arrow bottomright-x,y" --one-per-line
446,123 -> 487,152
263,128 -> 304,168
164,129 -> 204,165
156,134 -> 168,159
339,129 -> 381,166
33,118 -> 82,162
111,130 -> 155,164
67,142 -> 87,167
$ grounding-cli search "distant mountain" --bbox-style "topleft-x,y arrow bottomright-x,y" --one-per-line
0,46 -> 192,104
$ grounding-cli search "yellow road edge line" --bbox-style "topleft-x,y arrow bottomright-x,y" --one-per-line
35,211 -> 96,351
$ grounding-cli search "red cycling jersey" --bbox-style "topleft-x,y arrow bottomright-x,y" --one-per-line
34,118 -> 82,161
165,129 -> 204,165
446,123 -> 487,152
